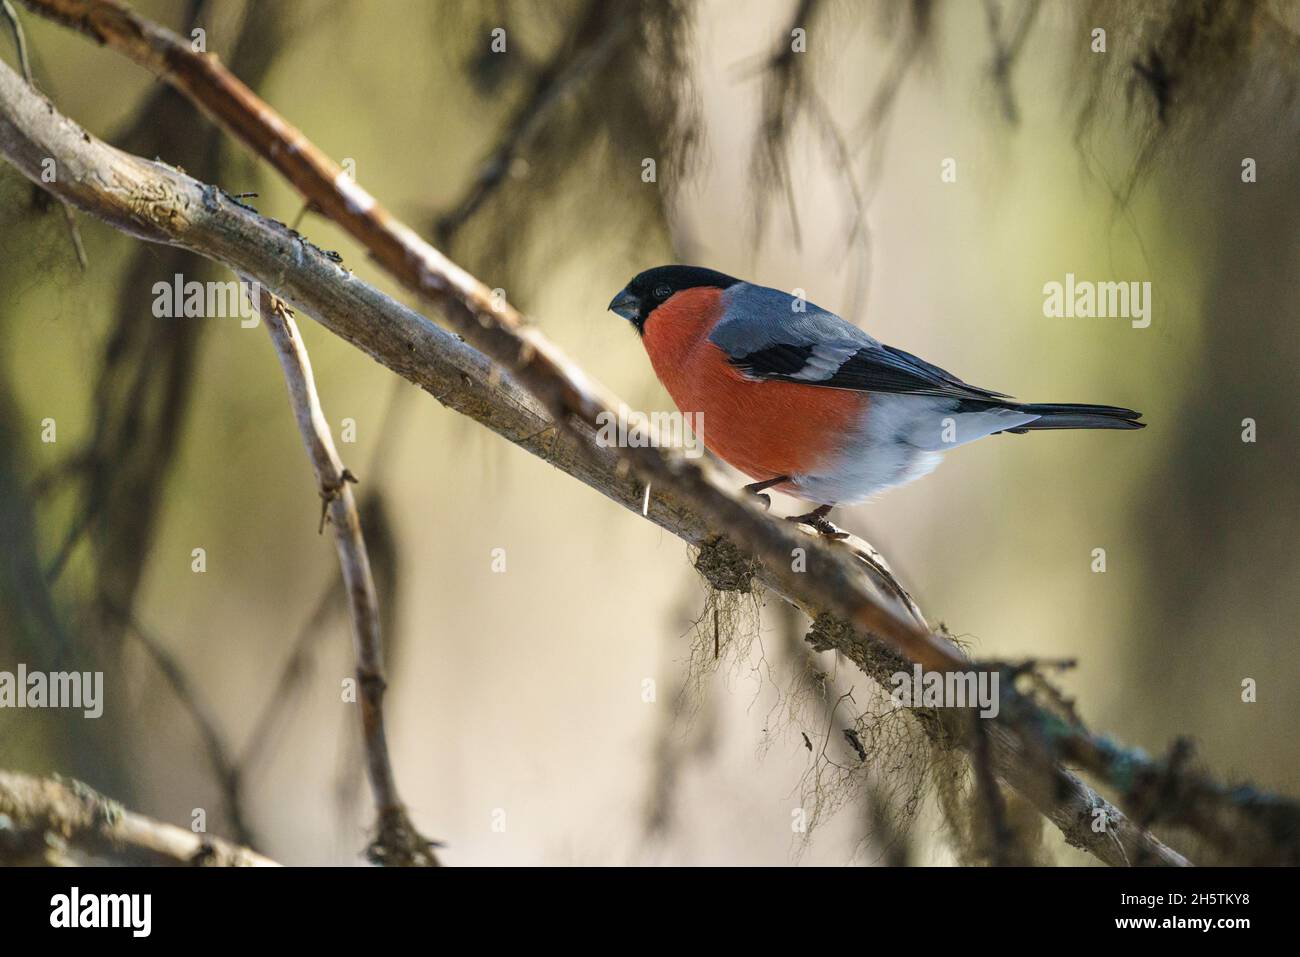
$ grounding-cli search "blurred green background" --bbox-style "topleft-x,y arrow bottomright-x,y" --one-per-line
1,0 -> 1297,865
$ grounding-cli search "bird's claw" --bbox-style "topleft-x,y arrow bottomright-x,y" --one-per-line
743,477 -> 787,511
787,512 -> 850,540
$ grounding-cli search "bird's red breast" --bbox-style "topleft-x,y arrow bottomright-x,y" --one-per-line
641,287 -> 870,487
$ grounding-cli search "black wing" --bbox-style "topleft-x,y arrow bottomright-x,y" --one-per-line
729,342 -> 1012,403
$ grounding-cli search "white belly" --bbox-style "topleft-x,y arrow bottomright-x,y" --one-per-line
788,394 -> 1036,505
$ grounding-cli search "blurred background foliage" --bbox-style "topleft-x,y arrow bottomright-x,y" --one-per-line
0,0 -> 1297,865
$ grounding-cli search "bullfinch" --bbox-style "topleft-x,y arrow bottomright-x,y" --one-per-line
608,265 -> 1144,535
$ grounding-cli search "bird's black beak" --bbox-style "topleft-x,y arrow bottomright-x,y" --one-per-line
607,287 -> 641,324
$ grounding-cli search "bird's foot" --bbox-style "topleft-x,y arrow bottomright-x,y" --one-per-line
787,505 -> 850,540
743,476 -> 789,513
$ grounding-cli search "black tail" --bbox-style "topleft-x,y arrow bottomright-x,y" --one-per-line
1009,402 -> 1145,431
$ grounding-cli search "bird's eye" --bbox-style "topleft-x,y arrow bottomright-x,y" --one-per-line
653,284 -> 672,299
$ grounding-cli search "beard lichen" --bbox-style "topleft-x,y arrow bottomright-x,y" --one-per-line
682,536 -> 765,696
789,613 -> 1045,864
677,541 -> 1046,864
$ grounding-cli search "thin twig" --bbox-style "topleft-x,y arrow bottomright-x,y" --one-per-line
2,0 -> 87,269
252,284 -> 438,867
59,196 -> 88,268
1,0 -> 32,81
241,384 -> 410,778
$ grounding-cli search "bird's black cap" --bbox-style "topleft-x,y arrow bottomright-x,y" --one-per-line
608,265 -> 740,333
